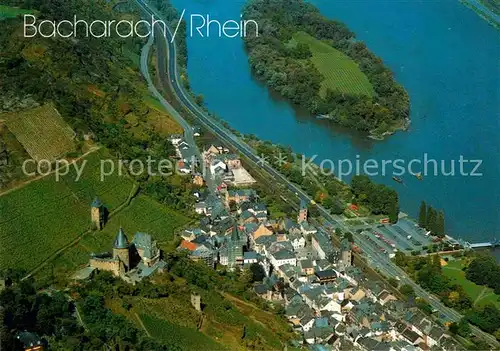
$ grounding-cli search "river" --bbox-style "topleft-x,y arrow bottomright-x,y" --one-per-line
169,0 -> 499,242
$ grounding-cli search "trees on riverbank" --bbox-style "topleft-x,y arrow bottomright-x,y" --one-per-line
351,175 -> 399,223
418,201 -> 445,237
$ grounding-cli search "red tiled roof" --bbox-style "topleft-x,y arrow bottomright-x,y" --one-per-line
180,240 -> 197,251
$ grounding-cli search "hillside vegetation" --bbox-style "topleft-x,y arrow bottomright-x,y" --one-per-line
0,0 -> 201,274
243,0 -> 410,137
0,122 -> 31,189
101,253 -> 297,350
33,193 -> 192,284
0,149 -> 134,271
1,104 -> 75,161
0,4 -> 32,19
0,0 -> 180,167
1,255 -> 296,350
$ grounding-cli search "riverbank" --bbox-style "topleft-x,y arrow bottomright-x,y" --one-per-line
459,0 -> 500,28
170,0 -> 499,242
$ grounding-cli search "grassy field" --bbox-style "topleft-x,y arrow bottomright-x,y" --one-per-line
0,5 -> 32,19
292,31 -> 374,97
1,104 -> 76,161
443,260 -> 500,308
0,149 -> 134,271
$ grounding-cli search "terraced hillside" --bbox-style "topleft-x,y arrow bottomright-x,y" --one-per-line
292,31 -> 375,97
1,104 -> 76,161
0,149 -> 133,271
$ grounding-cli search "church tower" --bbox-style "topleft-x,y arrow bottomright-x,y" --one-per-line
113,227 -> 130,272
228,225 -> 245,268
90,197 -> 104,230
297,199 -> 308,223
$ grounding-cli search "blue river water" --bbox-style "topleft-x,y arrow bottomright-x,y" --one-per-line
169,0 -> 499,242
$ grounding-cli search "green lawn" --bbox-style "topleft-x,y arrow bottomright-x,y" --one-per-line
0,5 -> 32,19
292,31 -> 375,97
0,149 -> 134,271
443,260 -> 500,308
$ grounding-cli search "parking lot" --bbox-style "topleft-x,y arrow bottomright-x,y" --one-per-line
365,218 -> 433,254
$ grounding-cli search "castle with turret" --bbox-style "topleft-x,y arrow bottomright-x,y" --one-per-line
72,198 -> 165,282
86,227 -> 163,281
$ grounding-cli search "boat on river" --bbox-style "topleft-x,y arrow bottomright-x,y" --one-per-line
392,176 -> 403,183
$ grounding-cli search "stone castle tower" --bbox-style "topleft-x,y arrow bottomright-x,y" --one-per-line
297,199 -> 308,223
113,228 -> 130,272
91,197 -> 104,230
191,293 -> 201,312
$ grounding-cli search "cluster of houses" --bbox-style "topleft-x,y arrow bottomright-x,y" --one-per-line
280,266 -> 461,350
202,144 -> 256,186
168,134 -> 257,188
179,186 -> 462,350
169,131 -> 200,174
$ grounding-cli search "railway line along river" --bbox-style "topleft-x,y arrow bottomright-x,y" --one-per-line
169,0 -> 499,242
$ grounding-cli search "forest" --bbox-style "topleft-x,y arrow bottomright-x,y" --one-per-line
0,271 -> 169,350
243,0 -> 410,136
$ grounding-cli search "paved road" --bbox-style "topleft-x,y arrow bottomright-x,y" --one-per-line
134,0 -> 499,346
460,0 -> 500,24
139,26 -> 215,192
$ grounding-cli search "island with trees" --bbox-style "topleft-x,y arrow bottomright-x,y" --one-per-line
243,0 -> 410,139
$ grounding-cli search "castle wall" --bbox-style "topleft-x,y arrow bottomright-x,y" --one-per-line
90,258 -> 121,276
113,248 -> 130,270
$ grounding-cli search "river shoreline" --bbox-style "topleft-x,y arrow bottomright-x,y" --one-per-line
459,0 -> 500,28
170,0 -> 500,242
